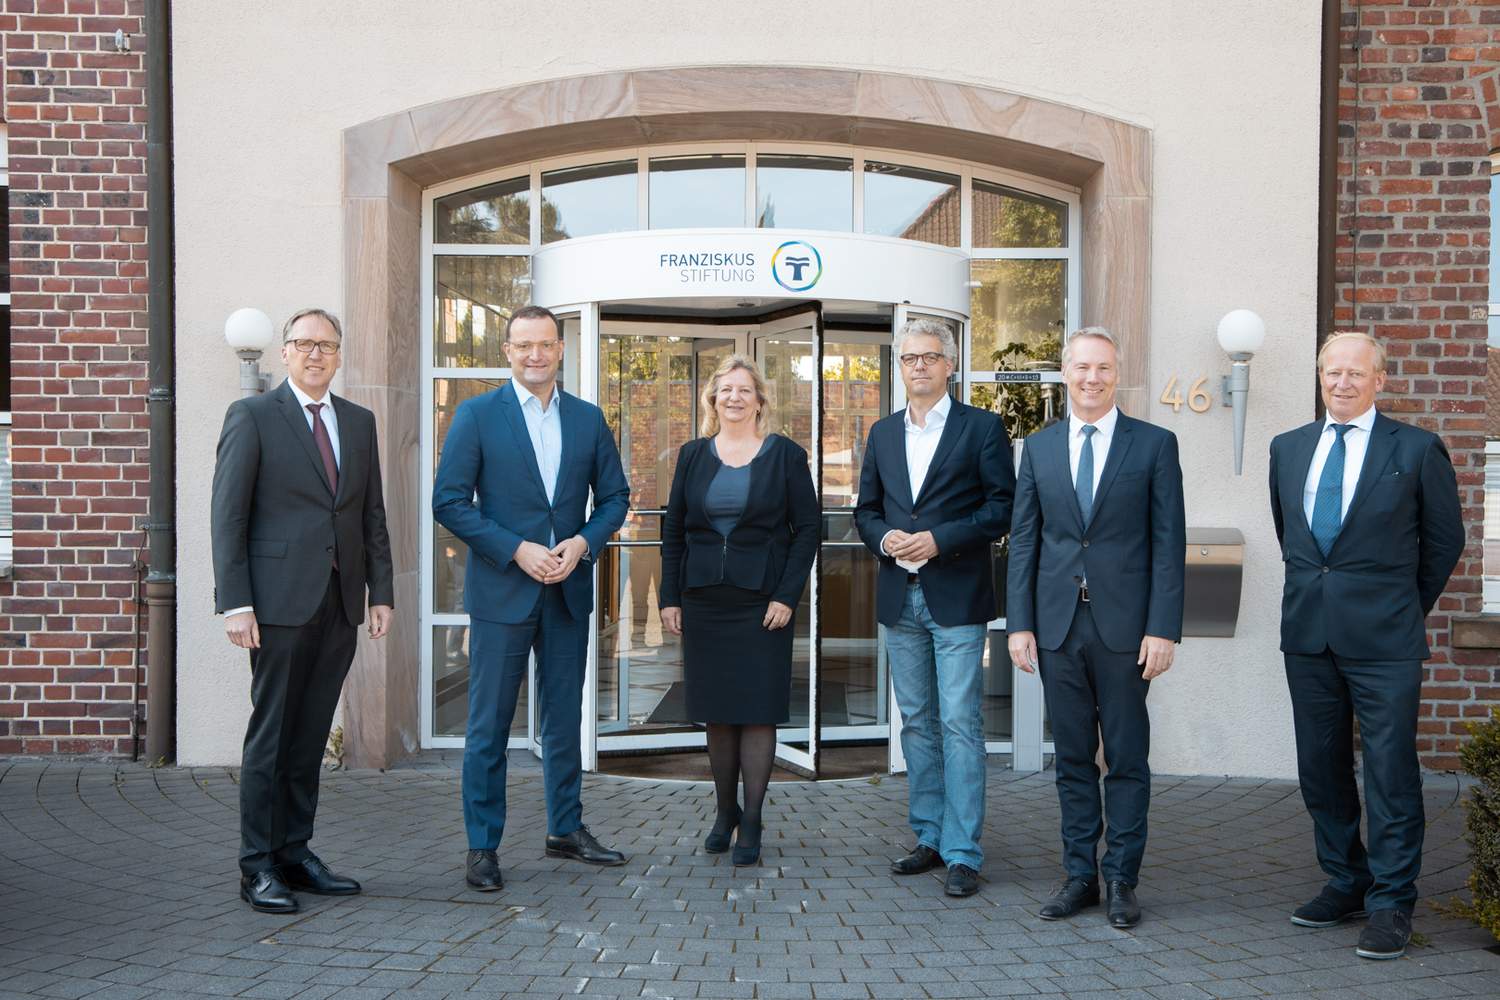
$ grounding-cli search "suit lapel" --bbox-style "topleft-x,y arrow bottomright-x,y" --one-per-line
329,395 -> 358,505
1285,420 -> 1325,546
1339,413 -> 1397,531
914,400 -> 964,507
1086,414 -> 1136,526
499,383 -> 550,504
1041,422 -> 1084,532
556,389 -> 577,496
886,414 -> 915,511
276,381 -> 334,497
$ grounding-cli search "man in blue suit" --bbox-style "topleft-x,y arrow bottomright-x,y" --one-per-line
1006,326 -> 1185,929
855,318 -> 1015,898
433,305 -> 630,891
1269,331 -> 1462,960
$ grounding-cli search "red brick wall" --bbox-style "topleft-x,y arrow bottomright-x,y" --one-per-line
1335,0 -> 1499,768
0,0 -> 149,755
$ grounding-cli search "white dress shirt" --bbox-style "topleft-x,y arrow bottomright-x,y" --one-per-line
512,379 -> 563,545
1302,404 -> 1376,528
882,393 -> 952,572
224,381 -> 341,618
1068,406 -> 1118,498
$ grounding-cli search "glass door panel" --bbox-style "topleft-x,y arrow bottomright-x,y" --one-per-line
595,327 -> 735,744
754,306 -> 823,777
819,337 -> 891,740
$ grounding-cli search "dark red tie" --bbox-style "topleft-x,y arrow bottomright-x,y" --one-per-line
306,403 -> 339,494
307,403 -> 339,570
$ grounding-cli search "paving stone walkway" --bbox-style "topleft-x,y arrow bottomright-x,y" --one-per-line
1,754 -> 1497,999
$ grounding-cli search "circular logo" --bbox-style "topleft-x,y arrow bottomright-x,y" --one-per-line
771,240 -> 823,292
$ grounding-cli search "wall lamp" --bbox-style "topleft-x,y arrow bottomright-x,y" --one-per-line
1216,308 -> 1266,475
224,307 -> 275,397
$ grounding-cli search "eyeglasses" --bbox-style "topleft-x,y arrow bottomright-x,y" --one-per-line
506,339 -> 561,355
898,352 -> 948,368
286,339 -> 341,355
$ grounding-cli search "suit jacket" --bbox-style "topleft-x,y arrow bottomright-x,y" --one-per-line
854,399 -> 1015,627
431,382 -> 630,625
1006,413 -> 1185,653
1269,411 -> 1463,660
211,379 -> 394,627
659,434 -> 819,609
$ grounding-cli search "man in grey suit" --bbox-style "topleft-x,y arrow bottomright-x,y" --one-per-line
1006,326 -> 1185,929
212,308 -> 394,913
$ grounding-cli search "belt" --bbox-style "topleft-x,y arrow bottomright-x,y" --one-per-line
907,573 -> 921,585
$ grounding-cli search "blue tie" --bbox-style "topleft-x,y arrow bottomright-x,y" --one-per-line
1076,424 -> 1097,524
1311,424 -> 1352,557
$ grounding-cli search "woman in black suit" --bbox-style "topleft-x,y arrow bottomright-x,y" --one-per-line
660,355 -> 818,866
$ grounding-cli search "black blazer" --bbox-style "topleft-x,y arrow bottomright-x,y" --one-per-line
854,399 -> 1015,627
211,380 -> 395,627
659,434 -> 819,608
1269,412 -> 1463,660
1005,413 -> 1185,653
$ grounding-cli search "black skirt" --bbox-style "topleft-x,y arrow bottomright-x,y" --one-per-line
681,584 -> 794,724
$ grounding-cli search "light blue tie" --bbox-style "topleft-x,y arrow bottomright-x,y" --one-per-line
1311,424 -> 1352,557
1076,425 -> 1097,524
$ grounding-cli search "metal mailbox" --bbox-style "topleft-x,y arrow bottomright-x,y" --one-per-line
1182,527 -> 1244,638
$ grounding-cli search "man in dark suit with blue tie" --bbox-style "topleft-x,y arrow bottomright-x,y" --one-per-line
855,318 -> 1015,898
432,305 -> 630,892
1006,326 -> 1185,929
1269,331 -> 1462,960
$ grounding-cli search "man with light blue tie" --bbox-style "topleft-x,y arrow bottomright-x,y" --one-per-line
433,305 -> 631,892
1270,331 -> 1462,960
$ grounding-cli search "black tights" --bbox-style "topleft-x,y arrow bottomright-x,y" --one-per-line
705,723 -> 775,844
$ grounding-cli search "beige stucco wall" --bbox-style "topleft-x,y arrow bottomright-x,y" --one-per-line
172,0 -> 1322,776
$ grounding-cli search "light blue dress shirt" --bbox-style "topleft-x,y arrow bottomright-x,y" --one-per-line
512,380 -> 563,543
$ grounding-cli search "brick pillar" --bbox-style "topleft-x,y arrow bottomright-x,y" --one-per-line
1,0 -> 150,755
1335,0 -> 1500,768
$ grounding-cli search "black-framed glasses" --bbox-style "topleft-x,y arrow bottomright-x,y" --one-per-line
898,351 -> 948,368
286,338 -> 341,355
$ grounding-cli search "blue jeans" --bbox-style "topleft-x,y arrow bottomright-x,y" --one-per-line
885,582 -> 988,870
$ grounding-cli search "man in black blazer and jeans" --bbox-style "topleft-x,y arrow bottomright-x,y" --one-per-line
856,318 -> 1014,898
1007,326 -> 1185,929
212,308 -> 394,913
1270,331 -> 1462,960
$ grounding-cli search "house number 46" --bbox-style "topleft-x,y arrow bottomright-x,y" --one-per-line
1159,375 -> 1213,414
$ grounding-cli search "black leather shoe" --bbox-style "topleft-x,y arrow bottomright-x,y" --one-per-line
945,864 -> 980,897
545,826 -> 627,866
465,849 -> 503,891
891,845 -> 942,875
1291,887 -> 1368,928
280,854 -> 361,896
1356,909 -> 1412,960
731,816 -> 763,867
705,806 -> 741,854
240,870 -> 298,913
1107,880 -> 1141,928
1038,876 -> 1099,920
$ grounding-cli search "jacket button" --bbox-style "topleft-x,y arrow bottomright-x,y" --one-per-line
1082,539 -> 1089,548
1322,566 -> 1329,573
327,546 -> 335,554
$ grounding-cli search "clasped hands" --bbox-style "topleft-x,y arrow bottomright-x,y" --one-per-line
514,536 -> 590,585
1007,630 -> 1175,680
882,529 -> 938,563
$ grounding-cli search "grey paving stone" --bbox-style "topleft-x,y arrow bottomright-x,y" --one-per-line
0,759 -> 1495,1000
